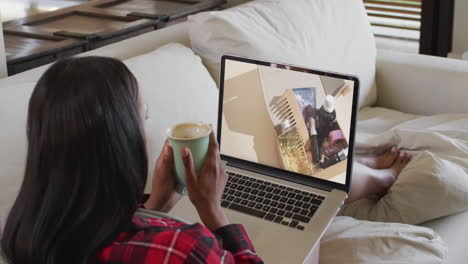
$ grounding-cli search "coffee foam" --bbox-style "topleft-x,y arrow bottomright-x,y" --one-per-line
170,123 -> 211,139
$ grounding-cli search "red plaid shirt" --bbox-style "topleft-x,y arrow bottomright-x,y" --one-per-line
97,215 -> 264,263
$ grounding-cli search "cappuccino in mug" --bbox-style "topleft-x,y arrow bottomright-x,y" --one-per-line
170,123 -> 211,139
167,122 -> 212,194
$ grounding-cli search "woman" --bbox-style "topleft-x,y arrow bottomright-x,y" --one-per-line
1,57 -> 263,264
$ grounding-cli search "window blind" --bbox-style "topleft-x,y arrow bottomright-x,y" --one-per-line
364,0 -> 422,41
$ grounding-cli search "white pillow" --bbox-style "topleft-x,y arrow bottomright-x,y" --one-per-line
123,43 -> 219,191
188,0 -> 377,108
321,216 -> 447,264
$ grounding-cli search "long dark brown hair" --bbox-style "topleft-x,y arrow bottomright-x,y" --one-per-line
1,57 -> 148,263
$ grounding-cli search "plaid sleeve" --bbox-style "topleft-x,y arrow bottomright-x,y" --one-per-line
212,224 -> 263,264
172,223 -> 263,264
98,217 -> 263,264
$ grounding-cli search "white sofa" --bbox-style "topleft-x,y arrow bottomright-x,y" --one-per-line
0,15 -> 7,79
1,2 -> 468,264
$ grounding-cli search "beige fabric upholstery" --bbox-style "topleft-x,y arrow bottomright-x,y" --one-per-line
321,216 -> 447,264
376,49 -> 468,115
422,210 -> 468,264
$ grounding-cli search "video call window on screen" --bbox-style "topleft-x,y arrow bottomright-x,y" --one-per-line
221,60 -> 355,184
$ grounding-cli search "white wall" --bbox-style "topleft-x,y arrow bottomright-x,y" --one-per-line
0,13 -> 7,78
453,0 -> 468,54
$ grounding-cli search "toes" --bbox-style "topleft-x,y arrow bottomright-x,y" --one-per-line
400,152 -> 412,165
385,146 -> 400,163
406,155 -> 412,164
398,153 -> 406,163
406,152 -> 413,160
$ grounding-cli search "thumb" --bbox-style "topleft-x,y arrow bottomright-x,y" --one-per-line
182,147 -> 197,185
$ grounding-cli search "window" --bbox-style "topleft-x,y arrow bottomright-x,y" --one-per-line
364,0 -> 455,57
365,0 -> 421,41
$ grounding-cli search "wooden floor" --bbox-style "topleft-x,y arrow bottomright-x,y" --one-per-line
0,0 -> 88,22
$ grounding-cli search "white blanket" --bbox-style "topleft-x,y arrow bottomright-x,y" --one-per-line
342,107 -> 468,225
355,107 -> 468,157
321,216 -> 447,264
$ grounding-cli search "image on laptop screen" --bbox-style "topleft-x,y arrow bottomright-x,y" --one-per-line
220,58 -> 356,184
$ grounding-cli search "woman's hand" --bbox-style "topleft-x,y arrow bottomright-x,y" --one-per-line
144,140 -> 180,213
182,132 -> 229,231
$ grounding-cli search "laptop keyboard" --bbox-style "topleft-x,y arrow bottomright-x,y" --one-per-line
221,171 -> 325,231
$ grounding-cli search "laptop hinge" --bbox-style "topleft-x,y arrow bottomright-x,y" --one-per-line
226,160 -> 333,192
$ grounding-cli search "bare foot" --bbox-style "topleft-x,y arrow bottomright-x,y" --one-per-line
373,152 -> 412,196
355,146 -> 399,169
387,152 -> 412,179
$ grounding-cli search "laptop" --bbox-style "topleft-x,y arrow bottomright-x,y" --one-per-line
217,55 -> 359,263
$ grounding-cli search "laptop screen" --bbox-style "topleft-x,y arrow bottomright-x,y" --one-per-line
219,56 -> 358,186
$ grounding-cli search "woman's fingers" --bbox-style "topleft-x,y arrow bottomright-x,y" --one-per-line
163,142 -> 173,162
196,132 -> 216,172
208,131 -> 219,156
207,131 -> 226,182
156,141 -> 173,171
182,147 -> 197,185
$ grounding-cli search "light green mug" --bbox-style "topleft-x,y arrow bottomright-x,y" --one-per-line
167,122 -> 212,195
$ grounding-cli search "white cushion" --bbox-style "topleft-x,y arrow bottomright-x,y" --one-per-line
342,107 -> 468,225
422,210 -> 468,264
123,43 -> 219,191
375,49 -> 468,115
0,43 -> 218,230
188,0 -> 377,108
321,216 -> 447,264
0,82 -> 35,230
